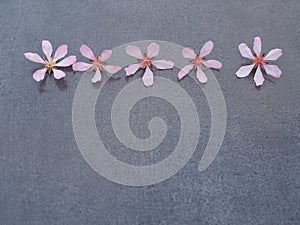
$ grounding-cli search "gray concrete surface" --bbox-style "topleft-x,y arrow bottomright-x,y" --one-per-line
0,0 -> 299,224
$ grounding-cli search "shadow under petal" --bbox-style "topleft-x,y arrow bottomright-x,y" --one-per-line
38,75 -> 48,93
55,78 -> 68,91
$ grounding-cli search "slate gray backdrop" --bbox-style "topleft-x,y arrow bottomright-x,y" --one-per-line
0,0 -> 299,224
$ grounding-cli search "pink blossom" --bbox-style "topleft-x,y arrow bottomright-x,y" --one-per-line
24,40 -> 77,82
236,37 -> 283,86
72,45 -> 121,83
178,41 -> 222,83
124,43 -> 174,87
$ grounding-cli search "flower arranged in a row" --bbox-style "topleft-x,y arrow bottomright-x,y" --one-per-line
24,37 -> 282,87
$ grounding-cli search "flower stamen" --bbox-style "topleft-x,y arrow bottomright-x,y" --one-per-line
91,56 -> 106,71
252,53 -> 268,68
192,55 -> 204,67
140,55 -> 152,69
43,57 -> 57,74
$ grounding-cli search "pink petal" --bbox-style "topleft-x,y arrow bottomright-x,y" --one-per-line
53,69 -> 65,80
196,67 -> 208,83
253,37 -> 262,56
178,64 -> 194,80
147,43 -> 160,58
124,63 -> 141,76
254,66 -> 264,86
53,44 -> 68,61
202,60 -> 222,69
56,55 -> 77,67
100,49 -> 112,61
235,64 -> 254,78
72,62 -> 93,71
199,41 -> 214,58
142,66 -> 154,87
24,53 -> 45,64
182,48 -> 196,59
264,49 -> 282,61
152,60 -> 174,69
264,64 -> 282,78
125,45 -> 143,59
32,68 -> 47,82
91,68 -> 101,83
102,65 -> 121,74
238,43 -> 255,59
80,44 -> 96,60
42,40 -> 53,61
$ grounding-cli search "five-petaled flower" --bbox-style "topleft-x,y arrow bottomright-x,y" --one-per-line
236,37 -> 282,86
72,45 -> 121,83
178,41 -> 222,83
124,43 -> 174,87
24,40 -> 77,82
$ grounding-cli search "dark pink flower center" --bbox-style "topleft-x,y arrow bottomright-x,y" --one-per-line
140,56 -> 152,68
253,54 -> 267,67
192,55 -> 205,67
92,56 -> 105,70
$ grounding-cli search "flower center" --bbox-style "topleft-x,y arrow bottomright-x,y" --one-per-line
48,61 -> 56,68
192,55 -> 204,67
253,54 -> 267,67
44,58 -> 56,73
92,56 -> 105,70
140,56 -> 152,68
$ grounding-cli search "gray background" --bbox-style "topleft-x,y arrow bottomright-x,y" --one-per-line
0,0 -> 299,224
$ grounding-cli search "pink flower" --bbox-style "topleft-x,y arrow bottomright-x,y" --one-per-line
24,40 -> 77,82
236,37 -> 283,86
72,45 -> 121,83
125,43 -> 174,87
178,41 -> 222,83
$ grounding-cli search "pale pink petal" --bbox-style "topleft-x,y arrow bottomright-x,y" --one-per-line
56,55 -> 77,67
80,44 -> 96,60
91,68 -> 101,83
152,60 -> 174,69
235,64 -> 254,78
196,67 -> 208,83
264,64 -> 282,78
24,53 -> 45,64
254,66 -> 264,86
142,66 -> 154,87
42,40 -> 53,61
147,43 -> 160,58
264,49 -> 282,61
202,60 -> 222,69
53,69 -> 66,80
125,45 -> 143,59
182,48 -> 196,59
103,65 -> 121,74
53,44 -> 68,61
238,43 -> 255,59
100,50 -> 112,61
72,62 -> 93,71
199,41 -> 214,58
125,63 -> 141,76
196,66 -> 207,83
253,37 -> 262,56
178,64 -> 194,80
32,68 -> 47,82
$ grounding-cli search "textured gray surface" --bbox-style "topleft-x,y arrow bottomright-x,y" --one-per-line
0,0 -> 299,224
